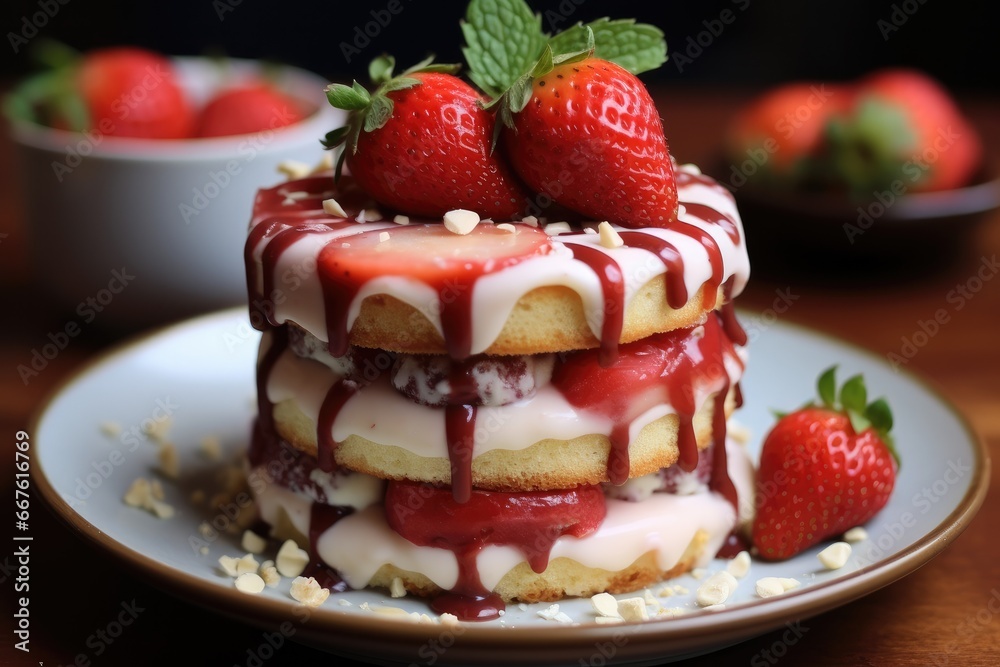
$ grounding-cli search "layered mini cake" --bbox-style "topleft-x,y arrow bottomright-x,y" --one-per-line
243,162 -> 754,620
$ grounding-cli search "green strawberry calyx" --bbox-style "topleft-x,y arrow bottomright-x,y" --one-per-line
321,54 -> 461,180
824,96 -> 923,197
814,365 -> 900,468
460,0 -> 668,143
4,39 -> 89,131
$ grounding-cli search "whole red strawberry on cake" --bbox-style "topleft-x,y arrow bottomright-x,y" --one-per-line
243,0 -> 755,620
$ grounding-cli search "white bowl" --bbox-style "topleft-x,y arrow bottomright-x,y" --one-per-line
7,57 -> 343,331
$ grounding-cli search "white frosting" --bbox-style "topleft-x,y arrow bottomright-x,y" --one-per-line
246,164 -> 750,354
254,436 -> 754,593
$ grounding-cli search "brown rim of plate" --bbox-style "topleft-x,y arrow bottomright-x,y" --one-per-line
28,307 -> 991,665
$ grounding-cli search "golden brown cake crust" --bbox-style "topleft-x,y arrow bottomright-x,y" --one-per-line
322,281 -> 721,356
270,389 -> 736,491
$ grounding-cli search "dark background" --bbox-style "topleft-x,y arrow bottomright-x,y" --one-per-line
2,0 -> 996,92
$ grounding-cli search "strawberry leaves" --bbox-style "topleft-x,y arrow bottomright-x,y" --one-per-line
323,55 -> 461,179
814,365 -> 899,467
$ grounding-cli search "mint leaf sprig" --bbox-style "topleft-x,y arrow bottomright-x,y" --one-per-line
460,0 -> 668,143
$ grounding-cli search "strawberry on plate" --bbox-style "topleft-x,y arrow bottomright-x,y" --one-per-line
752,366 -> 899,561
198,82 -> 309,137
323,55 -> 531,219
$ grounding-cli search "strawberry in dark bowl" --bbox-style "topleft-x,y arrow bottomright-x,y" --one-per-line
720,68 -> 998,273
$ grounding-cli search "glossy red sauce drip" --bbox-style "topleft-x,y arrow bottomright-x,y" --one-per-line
566,243 -> 625,367
385,481 -> 606,621
617,231 -> 689,310
316,380 -> 359,473
444,405 -> 476,504
254,326 -> 288,433
672,223 -> 723,310
304,503 -> 352,592
552,315 -> 743,485
679,201 -> 741,245
719,279 -> 749,346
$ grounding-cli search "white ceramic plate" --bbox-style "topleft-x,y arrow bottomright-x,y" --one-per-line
32,308 -> 989,666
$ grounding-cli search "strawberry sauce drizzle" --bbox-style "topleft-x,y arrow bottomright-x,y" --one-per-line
386,481 -> 606,621
566,243 -> 625,366
680,201 -> 741,245
254,326 -> 288,433
617,232 -> 689,309
316,380 -> 359,472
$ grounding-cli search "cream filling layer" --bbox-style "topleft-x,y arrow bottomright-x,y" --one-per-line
252,438 -> 752,593
264,338 -> 744,459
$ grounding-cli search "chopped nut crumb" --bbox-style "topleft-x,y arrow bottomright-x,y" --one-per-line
817,542 -> 852,570
260,565 -> 281,588
290,576 -> 330,607
337,599 -> 352,607
691,568 -> 707,580
598,221 -> 624,249
393,214 -> 410,225
158,442 -> 179,479
322,198 -> 348,217
379,231 -> 391,243
218,555 -> 241,577
537,603 -> 573,623
618,597 -> 648,622
199,436 -> 222,461
843,527 -> 868,543
277,160 -> 311,180
235,573 -> 266,594
756,577 -> 800,598
726,551 -> 752,579
312,153 -> 334,173
443,209 -> 481,235
142,417 -> 172,443
241,530 -> 268,554
495,223 -> 517,233
355,208 -> 382,223
275,539 -> 310,577
389,577 -> 406,598
198,546 -> 209,556
696,571 -> 738,607
100,422 -> 122,437
590,592 -> 620,618
438,612 -> 459,626
544,221 -> 571,235
521,215 -> 539,227
123,477 -> 174,519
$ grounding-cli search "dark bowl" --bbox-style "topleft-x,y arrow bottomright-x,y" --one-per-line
716,165 -> 1000,280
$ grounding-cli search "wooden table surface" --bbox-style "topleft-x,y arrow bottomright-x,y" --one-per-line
1,88 -> 997,666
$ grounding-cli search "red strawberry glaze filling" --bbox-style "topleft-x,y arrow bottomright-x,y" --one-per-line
385,480 -> 606,620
